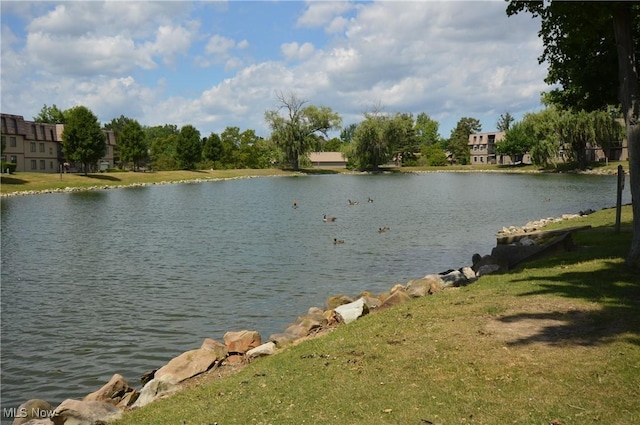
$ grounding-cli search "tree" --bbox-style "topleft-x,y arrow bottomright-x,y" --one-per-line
496,112 -> 515,132
507,2 -> 640,267
387,113 -> 419,166
33,104 -> 66,124
340,123 -> 358,144
119,119 -> 148,170
350,112 -> 392,171
265,91 -> 342,170
421,144 -> 448,166
557,109 -> 623,170
495,121 -> 535,164
415,112 -> 441,146
176,125 -> 202,170
61,106 -> 106,175
520,107 -> 561,167
447,117 -> 481,165
202,132 -> 223,165
146,124 -> 180,170
105,115 -> 148,170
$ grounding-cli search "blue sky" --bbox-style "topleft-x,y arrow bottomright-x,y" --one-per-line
1,1 -> 549,139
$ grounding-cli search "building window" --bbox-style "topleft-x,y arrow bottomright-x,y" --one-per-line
39,143 -> 45,152
30,142 -> 36,152
31,159 -> 37,170
10,155 -> 17,163
50,129 -> 55,140
32,124 -> 38,140
41,126 -> 46,140
50,161 -> 54,170
50,147 -> 53,155
40,160 -> 46,170
1,117 -> 6,133
10,137 -> 16,147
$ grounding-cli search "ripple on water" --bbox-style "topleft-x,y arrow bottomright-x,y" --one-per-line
0,173 -> 630,414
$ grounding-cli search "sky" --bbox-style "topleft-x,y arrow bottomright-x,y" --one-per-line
0,0 -> 551,140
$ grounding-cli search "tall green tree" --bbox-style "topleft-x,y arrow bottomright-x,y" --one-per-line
105,115 -> 148,170
415,112 -> 441,146
176,125 -> 202,170
521,108 -> 561,167
265,92 -> 342,170
119,119 -> 148,170
340,123 -> 358,144
33,104 -> 66,124
447,117 -> 481,165
496,112 -> 515,132
508,2 -> 640,267
61,106 -> 106,175
387,113 -> 419,166
202,132 -> 223,165
350,112 -> 392,171
146,124 -> 179,170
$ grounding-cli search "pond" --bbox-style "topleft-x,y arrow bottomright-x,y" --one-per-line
0,172 -> 630,418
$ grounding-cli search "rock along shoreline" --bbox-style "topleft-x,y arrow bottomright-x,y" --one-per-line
8,206 -> 598,425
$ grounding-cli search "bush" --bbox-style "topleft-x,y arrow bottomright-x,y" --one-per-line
1,161 -> 17,174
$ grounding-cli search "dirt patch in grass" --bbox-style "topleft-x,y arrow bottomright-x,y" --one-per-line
484,299 -> 602,347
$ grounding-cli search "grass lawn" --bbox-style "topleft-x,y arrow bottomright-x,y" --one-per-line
112,205 -> 639,425
0,169 -> 299,195
1,160 -> 629,196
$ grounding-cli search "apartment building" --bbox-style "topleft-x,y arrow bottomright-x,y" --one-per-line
468,131 -> 506,165
1,113 -> 116,173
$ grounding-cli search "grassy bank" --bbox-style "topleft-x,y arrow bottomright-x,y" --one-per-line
0,169 -> 300,196
112,205 -> 639,425
1,160 -> 629,196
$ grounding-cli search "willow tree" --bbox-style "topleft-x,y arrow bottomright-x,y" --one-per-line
265,92 -> 342,170
351,112 -> 392,171
507,1 -> 640,268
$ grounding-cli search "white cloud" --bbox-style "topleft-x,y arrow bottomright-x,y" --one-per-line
206,34 -> 236,55
297,1 -> 356,29
1,0 -> 549,139
281,41 -> 315,61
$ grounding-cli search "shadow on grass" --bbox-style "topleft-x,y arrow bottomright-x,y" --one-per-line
83,174 -> 122,182
0,176 -> 28,185
296,168 -> 341,175
495,227 -> 640,347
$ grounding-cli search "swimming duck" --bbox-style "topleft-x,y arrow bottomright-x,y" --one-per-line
333,238 -> 345,244
377,226 -> 390,233
348,199 -> 359,206
323,214 -> 337,222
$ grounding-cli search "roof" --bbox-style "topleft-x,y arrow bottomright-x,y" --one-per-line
308,152 -> 346,163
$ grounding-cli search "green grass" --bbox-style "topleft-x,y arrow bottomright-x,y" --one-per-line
113,205 -> 639,425
0,169 -> 296,195
2,160 -> 628,196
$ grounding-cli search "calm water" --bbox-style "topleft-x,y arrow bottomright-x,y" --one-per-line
0,172 -> 630,417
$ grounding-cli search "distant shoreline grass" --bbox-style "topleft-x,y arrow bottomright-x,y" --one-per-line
0,160 -> 628,196
108,205 -> 638,425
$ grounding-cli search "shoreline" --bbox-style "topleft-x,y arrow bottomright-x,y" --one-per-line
0,165 -> 624,198
5,208 -> 594,423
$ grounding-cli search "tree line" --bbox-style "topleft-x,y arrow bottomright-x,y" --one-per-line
30,96 -> 623,175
